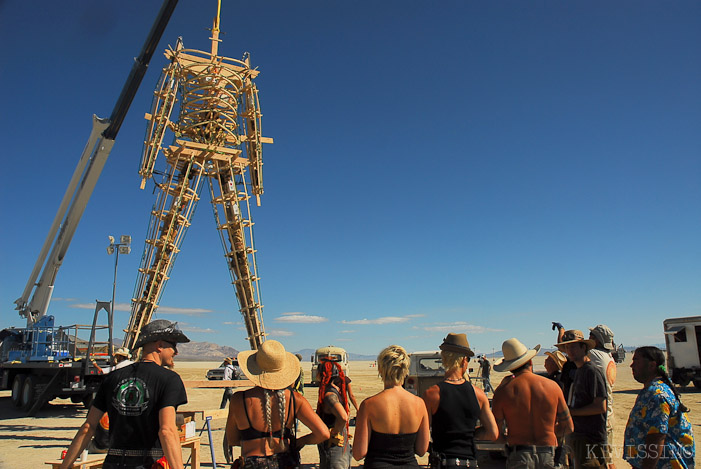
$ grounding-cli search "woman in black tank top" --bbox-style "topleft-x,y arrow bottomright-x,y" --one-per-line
352,345 -> 430,468
225,341 -> 329,469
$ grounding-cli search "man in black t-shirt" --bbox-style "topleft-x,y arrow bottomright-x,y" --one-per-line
557,330 -> 607,469
60,319 -> 190,469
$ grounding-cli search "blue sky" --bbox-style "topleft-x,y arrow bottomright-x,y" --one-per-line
1,1 -> 699,357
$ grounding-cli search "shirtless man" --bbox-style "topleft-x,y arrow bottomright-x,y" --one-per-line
492,338 -> 574,469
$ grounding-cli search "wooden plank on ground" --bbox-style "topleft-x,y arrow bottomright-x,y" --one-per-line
182,379 -> 253,388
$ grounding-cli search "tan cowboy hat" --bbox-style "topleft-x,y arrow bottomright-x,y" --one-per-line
494,338 -> 541,372
238,340 -> 300,390
114,347 -> 132,359
439,333 -> 475,357
545,350 -> 567,370
556,329 -> 596,351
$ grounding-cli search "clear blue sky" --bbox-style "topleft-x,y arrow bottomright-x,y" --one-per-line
1,1 -> 699,357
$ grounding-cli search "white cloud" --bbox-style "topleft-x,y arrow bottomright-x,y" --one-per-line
420,322 -> 502,334
275,312 -> 328,324
341,316 -> 409,325
180,325 -> 215,333
68,302 -> 212,316
405,314 -> 426,318
340,330 -> 355,334
52,297 -> 79,302
70,303 -> 106,310
156,306 -> 213,315
267,329 -> 294,337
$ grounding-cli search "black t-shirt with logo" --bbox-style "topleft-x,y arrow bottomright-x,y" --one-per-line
93,361 -> 187,453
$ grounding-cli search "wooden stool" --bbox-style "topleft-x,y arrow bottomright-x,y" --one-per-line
45,454 -> 106,468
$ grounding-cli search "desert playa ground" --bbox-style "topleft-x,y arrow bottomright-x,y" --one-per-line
1,355 -> 699,468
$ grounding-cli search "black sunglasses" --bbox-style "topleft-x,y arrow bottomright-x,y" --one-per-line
163,340 -> 178,352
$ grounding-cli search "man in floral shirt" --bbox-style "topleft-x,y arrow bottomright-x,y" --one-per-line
624,346 -> 694,469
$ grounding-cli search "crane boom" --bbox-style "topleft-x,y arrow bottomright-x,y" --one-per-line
14,0 -> 179,326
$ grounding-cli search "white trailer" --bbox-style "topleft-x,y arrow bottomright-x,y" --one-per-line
663,316 -> 701,388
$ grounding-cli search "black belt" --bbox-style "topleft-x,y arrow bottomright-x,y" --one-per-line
441,458 -> 478,467
510,445 -> 556,454
107,447 -> 164,457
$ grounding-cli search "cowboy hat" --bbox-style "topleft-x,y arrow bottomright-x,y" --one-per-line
494,338 -> 541,372
133,319 -> 190,349
544,350 -> 567,371
589,325 -> 614,351
114,347 -> 132,359
238,340 -> 300,390
439,333 -> 475,357
556,329 -> 596,351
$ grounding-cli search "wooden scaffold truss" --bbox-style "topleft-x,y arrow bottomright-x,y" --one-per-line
124,3 -> 273,351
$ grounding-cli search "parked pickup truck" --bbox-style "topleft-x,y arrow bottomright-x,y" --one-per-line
206,358 -> 241,380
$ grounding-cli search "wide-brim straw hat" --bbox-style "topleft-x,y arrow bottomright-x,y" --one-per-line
238,340 -> 300,390
556,329 -> 596,351
439,333 -> 475,357
589,325 -> 614,350
494,338 -> 541,372
545,350 -> 567,370
133,320 -> 190,349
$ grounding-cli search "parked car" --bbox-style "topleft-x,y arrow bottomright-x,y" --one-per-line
206,358 -> 241,380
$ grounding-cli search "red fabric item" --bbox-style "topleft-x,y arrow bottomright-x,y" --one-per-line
151,456 -> 170,469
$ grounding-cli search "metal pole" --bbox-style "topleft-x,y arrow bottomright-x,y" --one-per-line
109,249 -> 120,362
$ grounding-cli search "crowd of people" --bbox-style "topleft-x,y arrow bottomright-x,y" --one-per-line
59,318 -> 695,469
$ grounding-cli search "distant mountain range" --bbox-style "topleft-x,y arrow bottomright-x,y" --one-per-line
173,343 -> 376,361
135,342 -> 662,362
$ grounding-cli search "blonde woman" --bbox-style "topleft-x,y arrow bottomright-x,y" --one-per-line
353,345 -> 430,468
226,340 -> 329,469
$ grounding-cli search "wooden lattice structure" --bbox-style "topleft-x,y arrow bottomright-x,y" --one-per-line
124,5 -> 272,351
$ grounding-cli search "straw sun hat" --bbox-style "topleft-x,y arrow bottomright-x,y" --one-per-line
545,350 -> 567,371
556,329 -> 596,351
238,340 -> 300,390
494,338 -> 541,372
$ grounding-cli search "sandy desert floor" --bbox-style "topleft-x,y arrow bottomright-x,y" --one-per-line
1,355 -> 699,468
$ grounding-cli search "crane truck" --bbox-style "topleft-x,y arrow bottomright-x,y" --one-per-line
0,0 -> 179,415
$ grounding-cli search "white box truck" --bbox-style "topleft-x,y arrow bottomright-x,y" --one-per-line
663,316 -> 701,388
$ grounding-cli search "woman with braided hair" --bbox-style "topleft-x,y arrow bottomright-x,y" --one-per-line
316,360 -> 352,469
624,346 -> 695,469
226,341 -> 329,469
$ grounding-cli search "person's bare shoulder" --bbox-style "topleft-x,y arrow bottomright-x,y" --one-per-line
423,384 -> 440,408
424,383 -> 440,398
473,384 -> 489,404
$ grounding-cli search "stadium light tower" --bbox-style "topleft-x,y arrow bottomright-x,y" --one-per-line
107,235 -> 131,355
